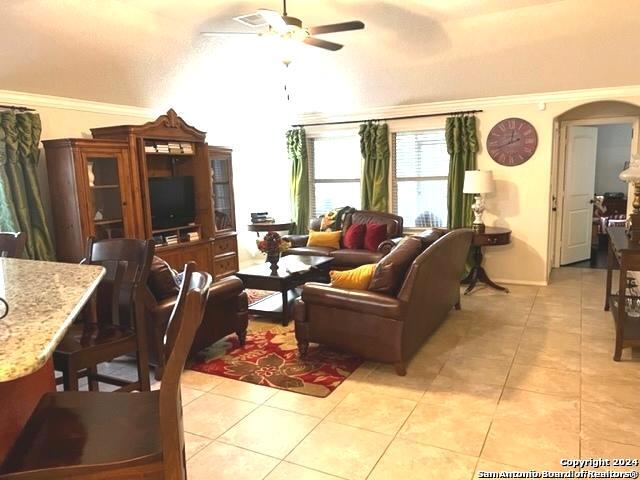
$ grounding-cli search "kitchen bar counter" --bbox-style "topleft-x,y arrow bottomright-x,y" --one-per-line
0,258 -> 104,462
0,258 -> 104,381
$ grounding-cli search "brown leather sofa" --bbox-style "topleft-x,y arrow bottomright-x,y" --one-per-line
143,258 -> 248,379
283,210 -> 404,269
293,229 -> 473,375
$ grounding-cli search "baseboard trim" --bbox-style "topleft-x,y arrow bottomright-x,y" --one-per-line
489,278 -> 549,287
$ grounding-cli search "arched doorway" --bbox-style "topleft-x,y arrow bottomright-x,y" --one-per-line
549,101 -> 640,270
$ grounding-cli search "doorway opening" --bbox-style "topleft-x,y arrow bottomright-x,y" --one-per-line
550,101 -> 640,273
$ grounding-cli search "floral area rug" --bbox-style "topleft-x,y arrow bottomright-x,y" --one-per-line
188,291 -> 364,397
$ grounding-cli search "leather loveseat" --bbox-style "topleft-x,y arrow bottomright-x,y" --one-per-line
293,229 -> 473,375
283,210 -> 404,269
143,257 -> 248,379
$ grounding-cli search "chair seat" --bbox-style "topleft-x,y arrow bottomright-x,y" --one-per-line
0,391 -> 161,476
55,323 -> 136,355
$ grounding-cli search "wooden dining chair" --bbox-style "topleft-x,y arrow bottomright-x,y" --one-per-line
0,232 -> 26,258
54,236 -> 155,392
0,263 -> 212,480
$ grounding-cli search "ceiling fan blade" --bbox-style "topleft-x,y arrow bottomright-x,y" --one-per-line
257,8 -> 288,32
303,37 -> 343,51
308,21 -> 365,35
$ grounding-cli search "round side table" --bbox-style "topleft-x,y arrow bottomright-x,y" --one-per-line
461,227 -> 511,294
247,222 -> 293,237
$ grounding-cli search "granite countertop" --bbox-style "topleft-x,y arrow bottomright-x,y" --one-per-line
0,258 -> 105,382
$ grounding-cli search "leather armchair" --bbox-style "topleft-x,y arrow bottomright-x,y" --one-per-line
283,210 -> 404,269
144,274 -> 248,380
294,229 -> 473,375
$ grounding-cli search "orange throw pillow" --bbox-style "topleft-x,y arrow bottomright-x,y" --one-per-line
307,230 -> 342,249
330,264 -> 376,290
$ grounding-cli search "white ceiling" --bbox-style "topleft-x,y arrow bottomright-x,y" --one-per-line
2,0 -> 640,114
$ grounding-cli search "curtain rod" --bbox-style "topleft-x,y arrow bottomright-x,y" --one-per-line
0,104 -> 35,112
291,109 -> 483,128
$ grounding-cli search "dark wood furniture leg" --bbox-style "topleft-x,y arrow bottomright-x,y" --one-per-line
281,290 -> 289,326
614,257 -> 627,361
462,245 -> 510,295
605,243 -> 614,311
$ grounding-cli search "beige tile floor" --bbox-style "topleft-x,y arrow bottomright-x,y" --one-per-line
98,267 -> 640,479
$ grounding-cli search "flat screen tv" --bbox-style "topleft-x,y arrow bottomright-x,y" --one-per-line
148,176 -> 196,229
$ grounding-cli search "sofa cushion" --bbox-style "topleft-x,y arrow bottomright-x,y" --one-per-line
330,249 -> 384,267
148,256 -> 179,301
343,224 -> 366,249
330,264 -> 376,290
307,230 -> 342,249
364,223 -> 388,252
368,236 -> 424,296
287,245 -> 336,257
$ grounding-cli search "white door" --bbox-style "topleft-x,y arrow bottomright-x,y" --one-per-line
560,126 -> 598,265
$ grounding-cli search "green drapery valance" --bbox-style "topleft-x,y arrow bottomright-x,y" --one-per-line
0,111 -> 55,260
446,115 -> 478,229
287,127 -> 310,235
359,121 -> 389,212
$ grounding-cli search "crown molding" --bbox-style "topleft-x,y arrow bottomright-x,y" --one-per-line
296,84 -> 640,125
0,89 -> 155,119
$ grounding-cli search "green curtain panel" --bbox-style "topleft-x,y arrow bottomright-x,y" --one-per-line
0,111 -> 55,260
360,121 -> 390,212
446,115 -> 478,229
287,127 -> 310,235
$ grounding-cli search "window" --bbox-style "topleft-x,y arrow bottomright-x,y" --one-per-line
393,130 -> 449,228
309,135 -> 361,217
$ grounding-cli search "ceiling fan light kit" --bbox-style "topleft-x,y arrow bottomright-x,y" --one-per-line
203,0 -> 365,53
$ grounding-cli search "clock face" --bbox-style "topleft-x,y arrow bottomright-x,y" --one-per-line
487,117 -> 538,166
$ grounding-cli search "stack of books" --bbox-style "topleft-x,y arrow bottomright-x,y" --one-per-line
187,231 -> 200,242
168,142 -> 181,154
251,212 -> 275,224
181,143 -> 194,154
156,143 -> 170,153
165,234 -> 178,245
144,144 -> 156,153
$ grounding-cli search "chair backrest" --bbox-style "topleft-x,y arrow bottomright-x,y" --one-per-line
0,232 -> 27,258
84,237 -> 155,328
396,228 -> 473,357
158,262 -> 211,480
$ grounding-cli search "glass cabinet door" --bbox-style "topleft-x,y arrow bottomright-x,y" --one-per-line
84,154 -> 130,240
209,148 -> 236,232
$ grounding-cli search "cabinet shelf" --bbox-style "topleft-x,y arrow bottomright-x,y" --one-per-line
94,219 -> 123,226
144,151 -> 194,157
151,224 -> 201,235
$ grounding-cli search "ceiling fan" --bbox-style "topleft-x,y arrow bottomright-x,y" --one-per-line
201,0 -> 365,51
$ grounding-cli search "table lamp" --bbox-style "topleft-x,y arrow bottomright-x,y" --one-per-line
619,159 -> 640,242
463,170 -> 495,233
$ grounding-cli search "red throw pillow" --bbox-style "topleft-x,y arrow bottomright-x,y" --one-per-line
343,223 -> 366,249
364,223 -> 388,252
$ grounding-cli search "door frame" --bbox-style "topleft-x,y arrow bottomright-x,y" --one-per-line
550,116 -> 639,270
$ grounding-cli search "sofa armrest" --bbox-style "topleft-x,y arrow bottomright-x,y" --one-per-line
377,237 -> 403,255
209,275 -> 245,301
301,283 -> 405,319
282,234 -> 309,248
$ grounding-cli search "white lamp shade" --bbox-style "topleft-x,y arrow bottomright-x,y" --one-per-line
619,161 -> 640,183
463,170 -> 495,194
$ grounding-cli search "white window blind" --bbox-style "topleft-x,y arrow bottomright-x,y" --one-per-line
393,129 -> 449,228
309,135 -> 361,217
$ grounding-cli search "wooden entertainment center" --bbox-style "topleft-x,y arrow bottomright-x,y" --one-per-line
43,109 -> 238,279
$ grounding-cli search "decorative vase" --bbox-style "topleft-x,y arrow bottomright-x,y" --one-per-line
266,252 -> 280,274
87,162 -> 95,187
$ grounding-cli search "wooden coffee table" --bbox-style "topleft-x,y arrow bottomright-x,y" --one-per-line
235,255 -> 334,325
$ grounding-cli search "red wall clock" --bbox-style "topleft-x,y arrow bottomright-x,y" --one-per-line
487,117 -> 538,166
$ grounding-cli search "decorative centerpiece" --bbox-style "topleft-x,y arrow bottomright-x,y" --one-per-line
257,231 -> 290,274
